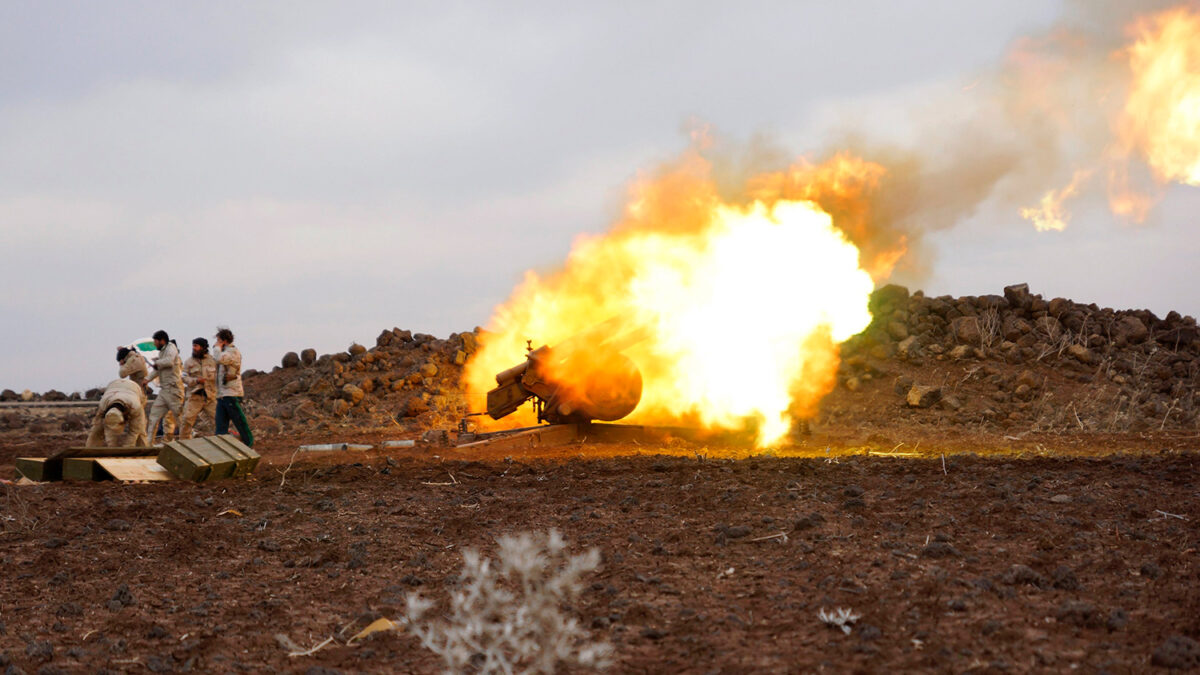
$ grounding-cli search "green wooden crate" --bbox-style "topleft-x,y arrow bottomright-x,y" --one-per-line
62,457 -> 107,482
156,435 -> 259,482
15,457 -> 62,482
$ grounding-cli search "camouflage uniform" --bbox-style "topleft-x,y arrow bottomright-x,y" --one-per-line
85,379 -> 148,448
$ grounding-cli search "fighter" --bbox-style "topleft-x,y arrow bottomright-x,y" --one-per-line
145,330 -> 184,442
179,337 -> 218,439
85,379 -> 149,448
117,346 -> 148,386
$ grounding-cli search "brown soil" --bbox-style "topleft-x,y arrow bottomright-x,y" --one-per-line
1,429 -> 1198,673
2,283 -> 1198,672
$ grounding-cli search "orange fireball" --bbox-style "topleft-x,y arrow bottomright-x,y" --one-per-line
464,151 -> 880,447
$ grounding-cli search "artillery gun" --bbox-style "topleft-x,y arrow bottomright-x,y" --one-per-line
486,317 -> 649,425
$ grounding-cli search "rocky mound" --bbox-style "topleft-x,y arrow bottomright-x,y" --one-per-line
241,328 -> 478,436
832,283 -> 1199,433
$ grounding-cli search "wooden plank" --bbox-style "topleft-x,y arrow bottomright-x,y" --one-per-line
14,457 -> 62,482
455,424 -> 580,453
62,458 -> 109,482
95,458 -> 177,482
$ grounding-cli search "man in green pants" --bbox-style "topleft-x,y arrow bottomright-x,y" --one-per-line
213,326 -> 254,446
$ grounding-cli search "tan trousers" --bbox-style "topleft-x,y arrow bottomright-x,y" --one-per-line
180,394 -> 217,439
85,406 -> 148,448
147,386 -> 184,441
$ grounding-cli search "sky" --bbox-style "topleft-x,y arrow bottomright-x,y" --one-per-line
1,1 -> 1197,392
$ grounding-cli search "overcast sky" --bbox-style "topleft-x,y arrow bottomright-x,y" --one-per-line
2,1 -> 1197,392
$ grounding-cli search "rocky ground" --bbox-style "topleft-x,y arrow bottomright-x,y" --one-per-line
0,283 -> 1198,672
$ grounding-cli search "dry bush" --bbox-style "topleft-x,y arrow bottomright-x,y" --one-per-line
978,308 -> 1002,350
404,529 -> 611,674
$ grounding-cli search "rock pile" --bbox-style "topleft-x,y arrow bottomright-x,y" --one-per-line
836,283 -> 1200,432
242,328 -> 479,434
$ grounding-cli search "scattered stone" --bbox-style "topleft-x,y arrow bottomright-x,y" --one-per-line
1050,565 -> 1080,590
1001,565 -> 1046,588
1056,600 -> 1102,628
921,542 -> 962,558
1152,635 -> 1200,669
1106,608 -> 1129,631
1049,494 -> 1071,504
107,584 -> 135,611
906,385 -> 942,408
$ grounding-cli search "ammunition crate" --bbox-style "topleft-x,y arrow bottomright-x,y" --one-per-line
156,435 -> 259,482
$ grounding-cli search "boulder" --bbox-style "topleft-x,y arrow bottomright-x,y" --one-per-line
1016,369 -> 1040,389
308,378 -> 334,397
331,399 -> 350,416
886,321 -> 909,341
1066,344 -> 1094,364
419,362 -> 439,378
897,336 -> 919,359
294,400 -> 319,419
906,385 -> 942,408
400,396 -> 430,418
460,332 -> 478,354
870,284 -> 910,313
300,348 -> 317,366
948,345 -> 972,360
1117,315 -> 1149,343
341,384 -> 365,404
1034,316 -> 1063,340
1003,283 -> 1033,310
453,350 -> 467,366
951,316 -> 981,345
1003,317 -> 1032,341
348,343 -> 367,356
281,352 -> 300,368
20,389 -> 34,402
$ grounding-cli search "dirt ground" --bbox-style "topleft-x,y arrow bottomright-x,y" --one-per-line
1,427 -> 1198,673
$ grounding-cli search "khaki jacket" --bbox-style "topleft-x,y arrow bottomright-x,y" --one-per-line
119,350 -> 149,385
146,341 -> 184,394
214,344 -> 244,397
183,354 -> 217,400
99,378 -> 148,413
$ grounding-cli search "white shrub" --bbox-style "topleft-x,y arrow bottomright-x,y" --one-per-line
404,529 -> 612,674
